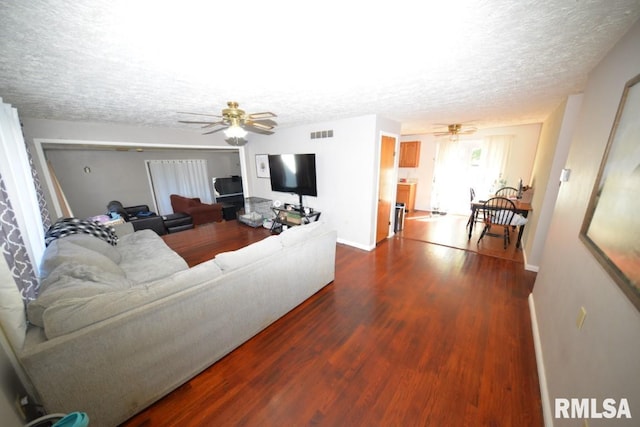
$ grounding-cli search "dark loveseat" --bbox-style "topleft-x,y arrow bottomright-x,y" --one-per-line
107,200 -> 167,235
170,194 -> 223,225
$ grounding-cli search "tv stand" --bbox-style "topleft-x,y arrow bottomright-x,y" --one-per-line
270,206 -> 321,234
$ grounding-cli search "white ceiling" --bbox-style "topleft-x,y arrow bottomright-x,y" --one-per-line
1,0 -> 639,135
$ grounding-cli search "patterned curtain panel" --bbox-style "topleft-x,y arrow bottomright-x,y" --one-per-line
24,139 -> 51,231
0,174 -> 39,302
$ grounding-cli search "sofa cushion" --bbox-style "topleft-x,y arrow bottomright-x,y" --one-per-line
27,263 -> 132,327
214,235 -> 283,272
41,259 -> 223,339
116,229 -> 188,283
62,234 -> 122,264
279,221 -> 327,247
30,238 -> 130,327
39,238 -> 125,279
112,221 -> 134,237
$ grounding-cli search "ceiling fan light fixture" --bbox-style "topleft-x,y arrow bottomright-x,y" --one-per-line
224,136 -> 248,146
223,123 -> 249,146
223,124 -> 248,139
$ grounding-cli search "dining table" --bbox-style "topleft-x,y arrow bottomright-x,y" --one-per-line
468,197 -> 533,248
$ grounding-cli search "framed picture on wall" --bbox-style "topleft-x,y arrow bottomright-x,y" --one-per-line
255,154 -> 270,178
579,73 -> 640,311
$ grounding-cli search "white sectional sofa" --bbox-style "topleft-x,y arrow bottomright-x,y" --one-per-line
0,221 -> 337,427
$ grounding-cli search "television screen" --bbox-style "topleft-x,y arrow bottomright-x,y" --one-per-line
268,153 -> 317,197
213,176 -> 243,196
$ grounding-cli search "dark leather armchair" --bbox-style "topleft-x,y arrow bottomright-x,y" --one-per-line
170,194 -> 223,225
106,201 -> 167,235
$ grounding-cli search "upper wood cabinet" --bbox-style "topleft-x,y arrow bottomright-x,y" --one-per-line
399,141 -> 421,167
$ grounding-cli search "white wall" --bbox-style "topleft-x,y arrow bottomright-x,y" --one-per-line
523,95 -> 582,271
244,114 -> 401,250
531,21 -> 640,427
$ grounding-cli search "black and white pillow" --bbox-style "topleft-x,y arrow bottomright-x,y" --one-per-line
45,217 -> 118,246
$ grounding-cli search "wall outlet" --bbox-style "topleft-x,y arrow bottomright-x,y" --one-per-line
576,306 -> 587,329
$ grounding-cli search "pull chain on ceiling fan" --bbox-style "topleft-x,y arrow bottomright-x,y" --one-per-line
178,101 -> 278,146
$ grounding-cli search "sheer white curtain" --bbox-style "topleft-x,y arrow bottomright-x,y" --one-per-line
147,159 -> 212,215
481,135 -> 513,194
432,140 -> 469,214
431,135 -> 514,215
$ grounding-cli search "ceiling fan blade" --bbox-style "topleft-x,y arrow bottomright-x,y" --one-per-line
202,126 -> 228,135
201,120 -> 227,129
178,120 -> 219,125
248,118 -> 278,127
245,120 -> 276,131
178,111 -> 223,118
241,123 -> 274,135
248,111 -> 277,120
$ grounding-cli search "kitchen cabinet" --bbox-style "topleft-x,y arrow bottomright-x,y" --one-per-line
397,182 -> 417,212
399,141 -> 421,167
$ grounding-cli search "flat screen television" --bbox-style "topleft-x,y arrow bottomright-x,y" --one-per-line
268,154 -> 318,201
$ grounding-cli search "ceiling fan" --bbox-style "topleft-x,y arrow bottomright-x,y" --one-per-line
432,123 -> 477,141
178,101 -> 277,146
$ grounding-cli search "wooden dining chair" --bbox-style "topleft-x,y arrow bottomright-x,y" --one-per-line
476,196 -> 517,249
466,188 -> 476,228
466,187 -> 485,228
495,186 -> 518,198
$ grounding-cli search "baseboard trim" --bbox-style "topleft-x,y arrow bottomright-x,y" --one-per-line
529,293 -> 553,427
523,249 -> 540,272
336,238 -> 375,252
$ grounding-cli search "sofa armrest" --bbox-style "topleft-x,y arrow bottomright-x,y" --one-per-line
130,216 -> 167,235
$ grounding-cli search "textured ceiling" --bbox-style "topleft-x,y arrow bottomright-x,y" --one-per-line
1,0 -> 639,135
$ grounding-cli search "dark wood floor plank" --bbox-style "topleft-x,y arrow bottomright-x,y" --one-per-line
122,218 -> 542,427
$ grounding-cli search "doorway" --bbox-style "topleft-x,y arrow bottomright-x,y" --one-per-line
376,135 -> 397,244
34,140 -> 246,220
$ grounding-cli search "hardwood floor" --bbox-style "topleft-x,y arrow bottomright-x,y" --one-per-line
160,220 -> 272,267
122,219 -> 542,426
401,210 -> 525,263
